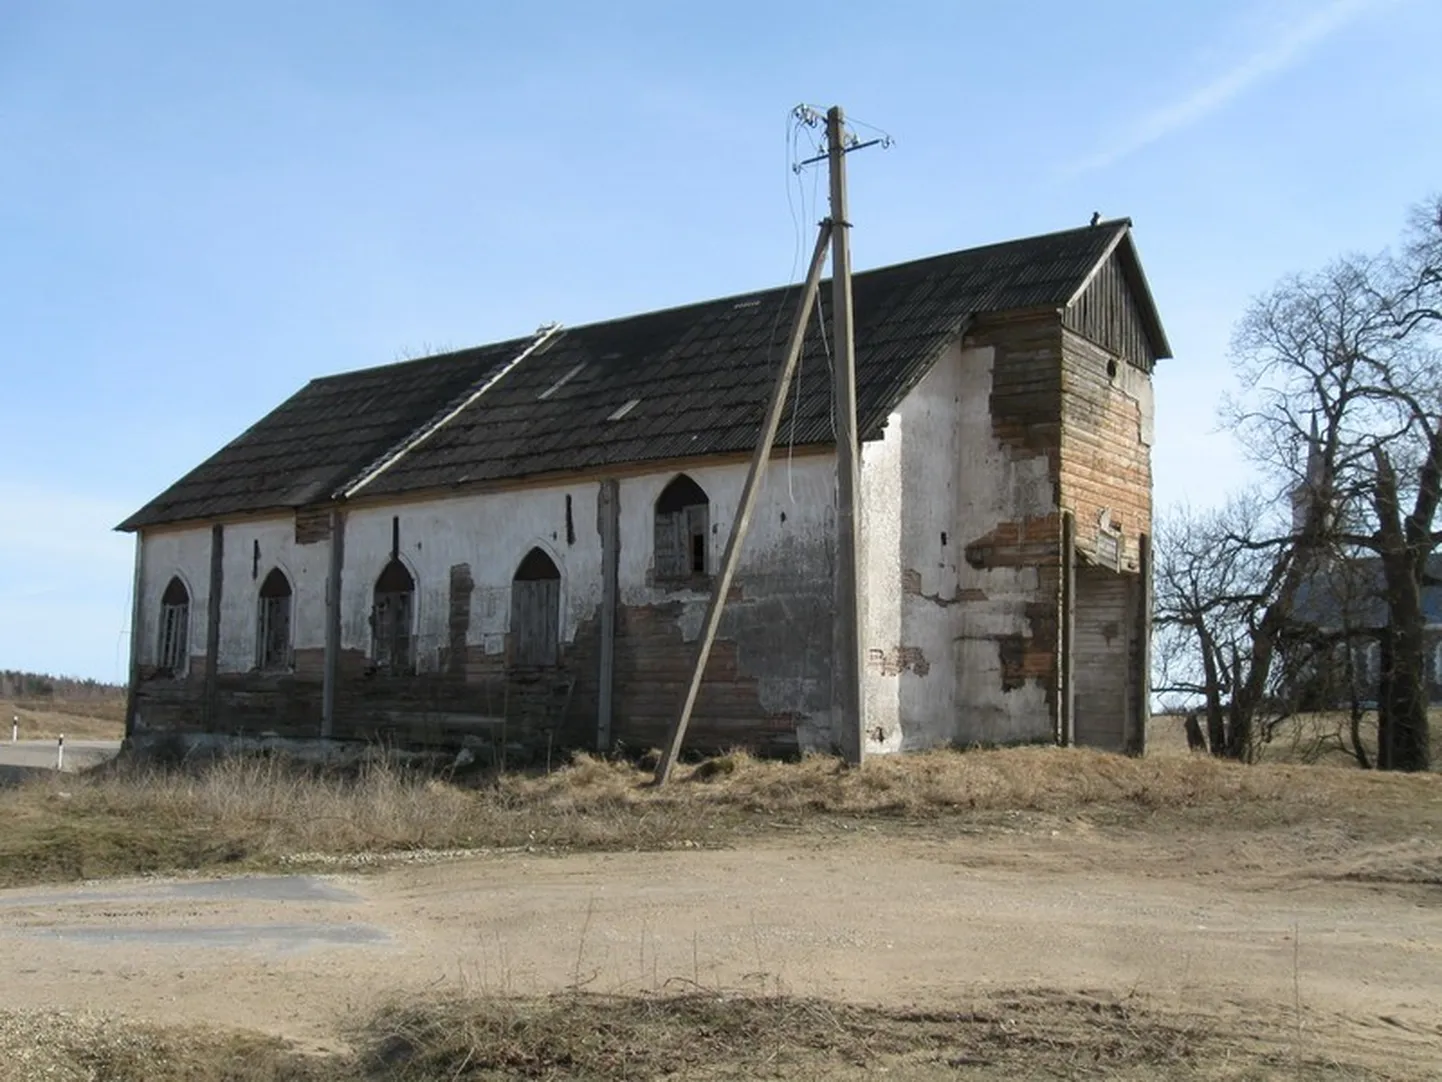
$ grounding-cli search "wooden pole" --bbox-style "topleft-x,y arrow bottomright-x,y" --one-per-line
123,532 -> 144,740
1059,510 -> 1076,746
321,509 -> 345,739
597,478 -> 620,751
1134,531 -> 1153,756
827,105 -> 865,767
203,524 -> 224,731
653,222 -> 833,784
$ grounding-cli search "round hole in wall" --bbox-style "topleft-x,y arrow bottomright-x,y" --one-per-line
1106,358 -> 1118,379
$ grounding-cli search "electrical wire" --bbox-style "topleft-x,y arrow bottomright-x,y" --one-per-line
779,107 -> 825,501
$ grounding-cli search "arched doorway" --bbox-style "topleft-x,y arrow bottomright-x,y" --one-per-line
158,576 -> 190,676
655,473 -> 710,580
256,568 -> 293,670
372,559 -> 416,674
511,548 -> 560,667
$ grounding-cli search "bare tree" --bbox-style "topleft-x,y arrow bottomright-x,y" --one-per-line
1153,496 -> 1327,761
1224,202 -> 1441,771
1393,193 -> 1442,336
1156,196 -> 1440,771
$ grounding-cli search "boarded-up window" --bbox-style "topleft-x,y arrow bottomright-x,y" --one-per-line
256,568 -> 293,671
511,548 -> 560,668
372,559 -> 415,674
655,474 -> 710,580
158,576 -> 190,677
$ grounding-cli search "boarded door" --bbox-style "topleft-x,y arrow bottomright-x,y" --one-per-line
1073,564 -> 1135,751
512,548 -> 560,667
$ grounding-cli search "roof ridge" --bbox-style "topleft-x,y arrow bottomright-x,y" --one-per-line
543,218 -> 1135,340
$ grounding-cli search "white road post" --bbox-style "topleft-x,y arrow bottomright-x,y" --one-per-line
10,715 -> 16,743
56,734 -> 64,771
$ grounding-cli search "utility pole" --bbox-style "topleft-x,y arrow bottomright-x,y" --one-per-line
826,105 -> 865,767
653,104 -> 886,782
654,223 -> 834,785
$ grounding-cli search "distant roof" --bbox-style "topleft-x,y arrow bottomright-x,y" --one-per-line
120,219 -> 1167,531
1292,555 -> 1442,630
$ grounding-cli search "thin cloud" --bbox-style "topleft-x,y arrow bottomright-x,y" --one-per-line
1067,0 -> 1392,175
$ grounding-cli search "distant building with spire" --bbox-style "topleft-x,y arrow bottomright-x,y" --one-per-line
1290,414 -> 1331,535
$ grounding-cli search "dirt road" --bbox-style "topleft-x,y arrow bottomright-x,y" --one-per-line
1,829 -> 1438,1068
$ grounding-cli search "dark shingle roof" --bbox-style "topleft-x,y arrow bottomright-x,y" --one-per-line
120,219 -> 1163,531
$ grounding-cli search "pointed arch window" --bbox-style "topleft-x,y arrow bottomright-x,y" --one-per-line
158,577 -> 190,677
655,474 -> 710,581
511,548 -> 560,668
372,559 -> 416,674
256,568 -> 293,671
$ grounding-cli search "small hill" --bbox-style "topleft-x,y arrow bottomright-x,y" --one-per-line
1,671 -> 126,739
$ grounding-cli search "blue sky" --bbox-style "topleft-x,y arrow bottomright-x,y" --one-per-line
3,0 -> 1439,681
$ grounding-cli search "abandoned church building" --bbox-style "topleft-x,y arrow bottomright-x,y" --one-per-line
119,218 -> 1170,760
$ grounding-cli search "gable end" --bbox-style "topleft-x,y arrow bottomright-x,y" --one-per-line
1063,250 -> 1163,371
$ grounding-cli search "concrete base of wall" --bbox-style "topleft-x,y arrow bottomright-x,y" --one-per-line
121,729 -> 509,770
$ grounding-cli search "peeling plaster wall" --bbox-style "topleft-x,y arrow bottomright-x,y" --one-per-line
614,455 -> 838,753
860,342 -> 1056,751
133,455 -> 840,754
948,341 -> 1057,744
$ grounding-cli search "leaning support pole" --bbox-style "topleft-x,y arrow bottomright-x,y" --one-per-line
653,222 -> 833,784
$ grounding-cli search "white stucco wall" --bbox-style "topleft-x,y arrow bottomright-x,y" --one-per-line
859,396 -> 904,753
137,518 -> 333,675
219,517 -> 331,670
135,524 -> 212,674
342,483 -> 601,670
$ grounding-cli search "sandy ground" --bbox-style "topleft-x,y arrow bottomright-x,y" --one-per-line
0,828 -> 1438,1070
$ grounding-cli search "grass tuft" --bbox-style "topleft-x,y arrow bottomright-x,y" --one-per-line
2,744 -> 1439,889
0,988 -> 1384,1081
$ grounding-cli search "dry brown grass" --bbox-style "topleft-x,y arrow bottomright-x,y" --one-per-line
1148,709 -> 1442,770
3,744 -> 1440,889
2,696 -> 126,740
1,987 -> 1406,1081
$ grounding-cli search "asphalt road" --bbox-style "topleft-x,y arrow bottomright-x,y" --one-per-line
0,739 -> 121,784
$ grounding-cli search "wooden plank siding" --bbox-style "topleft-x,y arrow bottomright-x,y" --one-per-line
1063,252 -> 1156,373
1057,331 -> 1151,571
1072,564 -> 1134,751
1057,272 -> 1155,752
